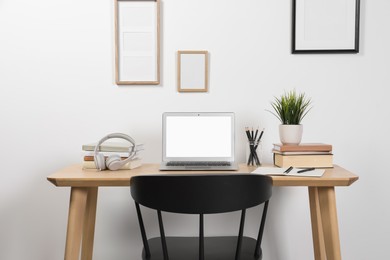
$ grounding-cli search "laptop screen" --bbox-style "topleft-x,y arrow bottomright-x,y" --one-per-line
163,112 -> 235,161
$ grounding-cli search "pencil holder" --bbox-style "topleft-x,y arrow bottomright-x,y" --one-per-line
246,140 -> 261,166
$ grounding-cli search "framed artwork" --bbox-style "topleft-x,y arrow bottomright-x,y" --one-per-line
177,51 -> 209,93
292,0 -> 360,54
115,0 -> 160,85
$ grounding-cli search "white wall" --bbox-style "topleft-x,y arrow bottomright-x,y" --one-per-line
1,0 -> 389,259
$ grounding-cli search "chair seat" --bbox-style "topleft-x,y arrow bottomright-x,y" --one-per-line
142,236 -> 262,260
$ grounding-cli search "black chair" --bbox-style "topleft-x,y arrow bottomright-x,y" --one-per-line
130,174 -> 272,260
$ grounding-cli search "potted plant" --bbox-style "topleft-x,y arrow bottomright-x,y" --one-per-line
268,90 -> 312,145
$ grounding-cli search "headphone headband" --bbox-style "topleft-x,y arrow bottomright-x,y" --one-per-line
94,133 -> 137,171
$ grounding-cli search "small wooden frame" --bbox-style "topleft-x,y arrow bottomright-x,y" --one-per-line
115,0 -> 160,85
177,51 -> 208,93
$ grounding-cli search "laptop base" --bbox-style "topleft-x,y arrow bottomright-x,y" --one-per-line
159,162 -> 238,171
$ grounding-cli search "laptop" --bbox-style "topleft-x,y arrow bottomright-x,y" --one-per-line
160,112 -> 238,171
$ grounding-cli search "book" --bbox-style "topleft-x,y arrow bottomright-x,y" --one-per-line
82,158 -> 142,170
272,150 -> 332,155
82,151 -> 133,158
273,153 -> 333,168
83,155 -> 128,161
273,143 -> 332,152
82,142 -> 144,152
252,167 -> 325,177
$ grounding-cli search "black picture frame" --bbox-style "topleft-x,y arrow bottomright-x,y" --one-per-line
292,0 -> 360,54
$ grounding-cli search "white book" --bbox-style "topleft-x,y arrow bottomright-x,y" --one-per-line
82,142 -> 145,152
272,150 -> 332,155
82,151 -> 135,157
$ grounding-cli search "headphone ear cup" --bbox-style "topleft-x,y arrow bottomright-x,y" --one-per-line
95,153 -> 106,170
106,154 -> 122,171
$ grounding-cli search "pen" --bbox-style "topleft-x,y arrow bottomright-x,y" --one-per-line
297,168 -> 315,173
284,166 -> 293,173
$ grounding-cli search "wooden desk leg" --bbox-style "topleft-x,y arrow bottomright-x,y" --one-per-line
81,187 -> 98,260
318,187 -> 342,260
309,187 -> 327,260
65,187 -> 89,260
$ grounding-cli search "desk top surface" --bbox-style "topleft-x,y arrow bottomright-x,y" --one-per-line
47,164 -> 358,187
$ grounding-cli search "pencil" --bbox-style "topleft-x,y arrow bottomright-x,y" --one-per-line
257,128 -> 264,142
254,127 -> 259,141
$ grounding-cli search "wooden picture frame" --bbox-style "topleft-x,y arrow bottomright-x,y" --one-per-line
292,0 -> 360,54
115,0 -> 160,85
177,51 -> 209,93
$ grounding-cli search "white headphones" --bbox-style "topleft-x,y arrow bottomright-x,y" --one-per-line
94,133 -> 137,171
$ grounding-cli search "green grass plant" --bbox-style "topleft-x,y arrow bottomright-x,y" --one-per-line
268,90 -> 312,125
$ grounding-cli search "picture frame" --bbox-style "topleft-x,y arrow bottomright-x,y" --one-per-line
115,0 -> 160,85
177,51 -> 209,93
292,0 -> 360,54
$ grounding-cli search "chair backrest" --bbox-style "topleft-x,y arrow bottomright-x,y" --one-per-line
130,174 -> 272,260
131,174 -> 272,214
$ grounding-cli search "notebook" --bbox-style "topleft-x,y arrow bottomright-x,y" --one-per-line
251,167 -> 325,177
160,112 -> 238,171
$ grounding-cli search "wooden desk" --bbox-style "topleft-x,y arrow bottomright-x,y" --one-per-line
47,164 -> 358,260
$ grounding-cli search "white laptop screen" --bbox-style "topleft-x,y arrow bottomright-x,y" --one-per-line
163,113 -> 234,161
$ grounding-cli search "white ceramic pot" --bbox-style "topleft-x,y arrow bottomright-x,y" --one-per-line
279,124 -> 303,145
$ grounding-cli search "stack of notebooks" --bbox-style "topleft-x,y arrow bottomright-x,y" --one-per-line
81,142 -> 144,170
273,143 -> 333,168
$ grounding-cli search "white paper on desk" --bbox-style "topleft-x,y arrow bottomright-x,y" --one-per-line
252,167 -> 325,177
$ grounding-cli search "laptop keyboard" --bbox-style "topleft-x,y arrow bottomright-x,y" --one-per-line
166,161 -> 232,167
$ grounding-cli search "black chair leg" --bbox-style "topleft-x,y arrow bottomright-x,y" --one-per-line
199,214 -> 204,260
157,210 -> 169,260
135,202 -> 151,258
235,209 -> 246,260
255,200 -> 269,258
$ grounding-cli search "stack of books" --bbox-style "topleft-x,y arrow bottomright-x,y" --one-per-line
81,142 -> 144,170
272,143 -> 333,168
